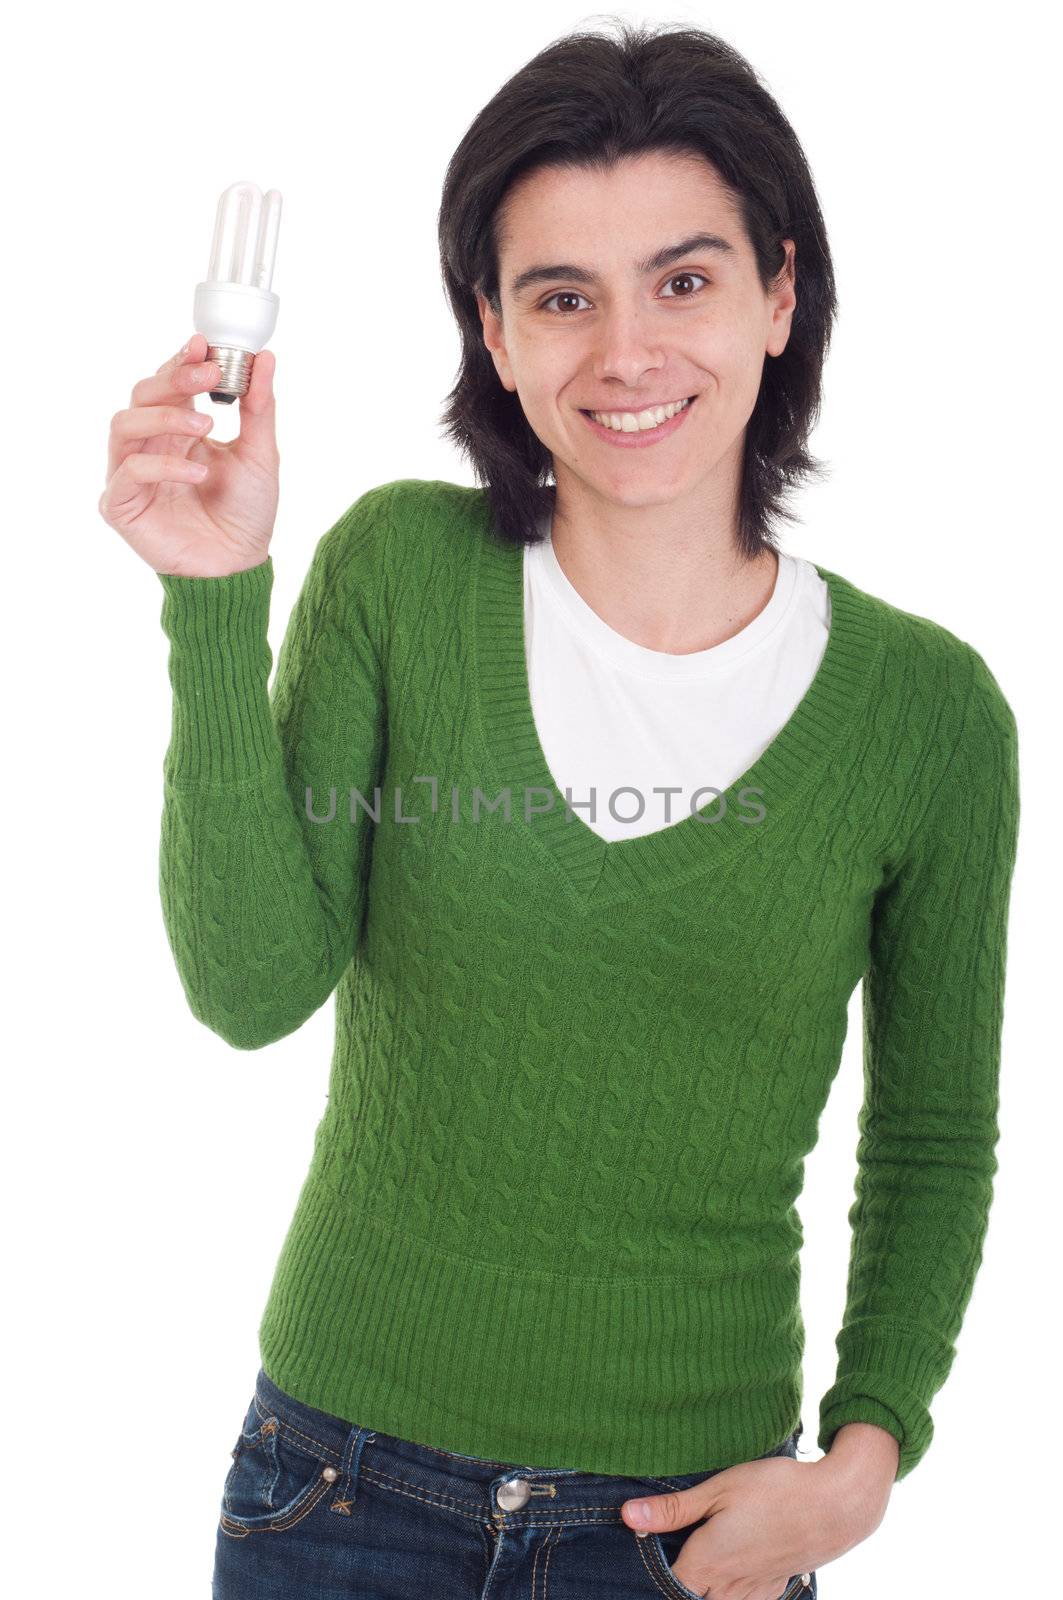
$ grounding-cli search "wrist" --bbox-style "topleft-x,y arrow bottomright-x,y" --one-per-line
818,1423 -> 899,1525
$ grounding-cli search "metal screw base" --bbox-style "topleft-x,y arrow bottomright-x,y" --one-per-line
207,344 -> 255,403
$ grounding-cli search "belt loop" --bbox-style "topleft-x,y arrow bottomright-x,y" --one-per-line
327,1424 -> 377,1517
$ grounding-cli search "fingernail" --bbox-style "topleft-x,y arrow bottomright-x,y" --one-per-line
627,1501 -> 652,1527
181,339 -> 192,354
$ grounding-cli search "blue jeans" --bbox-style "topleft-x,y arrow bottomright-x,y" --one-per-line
213,1365 -> 819,1599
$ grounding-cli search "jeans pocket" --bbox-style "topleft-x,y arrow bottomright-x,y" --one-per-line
218,1394 -> 339,1539
640,1530 -> 707,1600
632,1529 -> 814,1600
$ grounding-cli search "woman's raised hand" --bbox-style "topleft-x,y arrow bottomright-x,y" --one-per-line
99,333 -> 280,577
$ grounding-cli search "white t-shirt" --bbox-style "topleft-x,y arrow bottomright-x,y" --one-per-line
523,513 -> 832,842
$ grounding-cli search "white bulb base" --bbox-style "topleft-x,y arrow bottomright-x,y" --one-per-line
193,278 -> 279,402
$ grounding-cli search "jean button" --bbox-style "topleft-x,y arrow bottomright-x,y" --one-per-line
496,1476 -> 531,1511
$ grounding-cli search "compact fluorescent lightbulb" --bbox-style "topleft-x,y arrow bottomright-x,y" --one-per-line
193,181 -> 283,404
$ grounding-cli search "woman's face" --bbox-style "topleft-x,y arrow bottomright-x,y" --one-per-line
477,150 -> 796,517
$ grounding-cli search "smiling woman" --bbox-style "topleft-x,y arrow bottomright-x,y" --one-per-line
437,26 -> 835,563
125,14 -> 1021,1600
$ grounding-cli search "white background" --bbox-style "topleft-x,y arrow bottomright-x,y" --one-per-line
2,1 -> 1057,1595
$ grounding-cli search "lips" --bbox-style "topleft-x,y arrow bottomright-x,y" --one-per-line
578,392 -> 699,448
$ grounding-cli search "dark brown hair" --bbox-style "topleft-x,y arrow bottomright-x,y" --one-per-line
436,17 -> 838,560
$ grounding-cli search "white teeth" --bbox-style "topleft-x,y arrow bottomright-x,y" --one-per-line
588,397 -> 691,431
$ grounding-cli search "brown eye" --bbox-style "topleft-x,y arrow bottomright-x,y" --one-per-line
660,272 -> 709,298
540,291 -> 591,315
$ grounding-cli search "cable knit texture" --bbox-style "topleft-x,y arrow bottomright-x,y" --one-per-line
157,478 -> 1020,1482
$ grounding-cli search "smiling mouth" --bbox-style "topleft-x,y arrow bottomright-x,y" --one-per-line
579,394 -> 697,429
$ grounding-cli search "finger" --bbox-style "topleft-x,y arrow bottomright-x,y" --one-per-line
107,402 -> 212,480
130,356 -> 220,417
131,331 -> 213,411
101,450 -> 209,518
156,333 -> 207,377
623,1489 -> 690,1532
233,347 -> 277,468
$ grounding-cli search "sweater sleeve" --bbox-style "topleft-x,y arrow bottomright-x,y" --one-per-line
156,485 -> 391,1049
817,645 -> 1020,1480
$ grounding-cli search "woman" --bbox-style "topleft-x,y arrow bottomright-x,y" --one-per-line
99,21 -> 1019,1600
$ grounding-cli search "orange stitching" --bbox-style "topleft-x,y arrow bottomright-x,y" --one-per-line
218,1472 -> 333,1539
633,1531 -> 697,1600
252,1394 -> 340,1463
547,1527 -> 561,1599
530,1523 -> 562,1598
358,1460 -> 497,1513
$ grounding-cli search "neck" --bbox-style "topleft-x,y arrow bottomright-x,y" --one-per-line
548,494 -> 779,656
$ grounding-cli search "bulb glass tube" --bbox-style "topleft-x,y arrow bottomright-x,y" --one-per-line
193,180 -> 283,403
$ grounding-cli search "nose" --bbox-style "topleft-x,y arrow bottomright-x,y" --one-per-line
591,303 -> 666,389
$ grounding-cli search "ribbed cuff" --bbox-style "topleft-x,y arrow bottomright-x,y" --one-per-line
158,558 -> 277,785
817,1321 -> 955,1480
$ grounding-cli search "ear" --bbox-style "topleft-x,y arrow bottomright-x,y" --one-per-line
475,290 -> 516,393
766,238 -> 797,358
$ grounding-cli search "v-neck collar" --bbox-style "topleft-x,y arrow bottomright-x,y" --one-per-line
472,501 -> 884,910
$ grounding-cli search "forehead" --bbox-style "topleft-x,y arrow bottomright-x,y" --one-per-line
496,151 -> 743,259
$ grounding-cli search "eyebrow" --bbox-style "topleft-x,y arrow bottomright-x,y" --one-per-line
508,232 -> 737,300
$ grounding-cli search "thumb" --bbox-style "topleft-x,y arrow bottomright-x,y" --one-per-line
622,1485 -> 711,1536
235,347 -> 278,464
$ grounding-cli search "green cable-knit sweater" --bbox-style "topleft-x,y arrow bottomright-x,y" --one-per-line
157,478 -> 1020,1482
